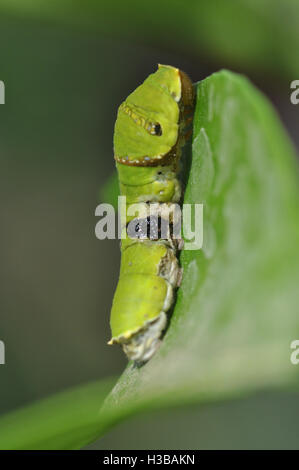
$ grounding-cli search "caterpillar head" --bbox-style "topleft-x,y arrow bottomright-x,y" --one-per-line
114,64 -> 193,167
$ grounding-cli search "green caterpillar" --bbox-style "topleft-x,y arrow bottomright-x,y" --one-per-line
108,65 -> 194,363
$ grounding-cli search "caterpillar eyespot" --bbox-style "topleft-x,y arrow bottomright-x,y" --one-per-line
154,123 -> 162,136
109,64 -> 194,364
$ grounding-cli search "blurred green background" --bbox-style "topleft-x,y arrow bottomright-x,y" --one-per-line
1,1 -> 299,449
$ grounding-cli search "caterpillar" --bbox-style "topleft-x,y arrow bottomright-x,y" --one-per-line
108,64 -> 194,364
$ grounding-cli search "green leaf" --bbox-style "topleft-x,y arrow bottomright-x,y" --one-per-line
0,378 -> 116,450
100,70 -> 299,418
1,70 -> 299,449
